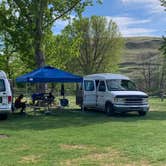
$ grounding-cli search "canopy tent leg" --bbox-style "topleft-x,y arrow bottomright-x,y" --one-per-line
26,83 -> 28,97
61,83 -> 65,98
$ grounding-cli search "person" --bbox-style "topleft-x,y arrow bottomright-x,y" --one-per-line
31,93 -> 44,105
46,92 -> 55,105
14,94 -> 26,114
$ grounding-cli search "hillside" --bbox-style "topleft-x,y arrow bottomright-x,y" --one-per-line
119,37 -> 163,79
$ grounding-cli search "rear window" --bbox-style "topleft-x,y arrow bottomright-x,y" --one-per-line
84,80 -> 95,91
0,79 -> 5,92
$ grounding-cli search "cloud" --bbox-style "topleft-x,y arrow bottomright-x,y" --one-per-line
52,15 -> 75,34
120,28 -> 156,37
106,16 -> 156,37
121,0 -> 164,13
52,16 -> 157,37
55,20 -> 68,28
52,20 -> 68,34
108,16 -> 151,27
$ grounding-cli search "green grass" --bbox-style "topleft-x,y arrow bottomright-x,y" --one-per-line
0,98 -> 166,165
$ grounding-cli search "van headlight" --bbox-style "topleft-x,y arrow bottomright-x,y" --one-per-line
114,97 -> 125,104
142,98 -> 148,103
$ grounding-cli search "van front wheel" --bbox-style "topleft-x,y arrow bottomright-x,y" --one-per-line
105,103 -> 114,116
0,114 -> 8,120
138,111 -> 147,116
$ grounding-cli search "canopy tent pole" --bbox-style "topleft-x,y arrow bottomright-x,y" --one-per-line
26,83 -> 28,97
61,84 -> 65,99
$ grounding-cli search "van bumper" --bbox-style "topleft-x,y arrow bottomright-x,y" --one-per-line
113,104 -> 149,113
0,108 -> 11,114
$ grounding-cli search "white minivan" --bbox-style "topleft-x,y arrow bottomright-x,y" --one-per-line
76,73 -> 149,116
0,71 -> 12,120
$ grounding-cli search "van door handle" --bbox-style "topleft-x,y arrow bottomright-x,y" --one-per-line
3,92 -> 6,95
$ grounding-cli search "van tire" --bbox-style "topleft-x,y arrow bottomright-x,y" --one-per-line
138,111 -> 146,116
0,114 -> 8,120
105,103 -> 114,116
83,107 -> 89,112
81,106 -> 88,112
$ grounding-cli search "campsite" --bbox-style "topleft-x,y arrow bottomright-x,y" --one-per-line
1,0 -> 166,166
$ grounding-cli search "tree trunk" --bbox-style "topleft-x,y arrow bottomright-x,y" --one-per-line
34,0 -> 47,92
35,42 -> 45,68
34,0 -> 46,68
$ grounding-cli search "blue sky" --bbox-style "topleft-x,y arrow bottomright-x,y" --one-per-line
53,0 -> 166,37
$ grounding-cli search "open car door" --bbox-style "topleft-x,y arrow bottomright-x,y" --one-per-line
83,79 -> 97,108
76,83 -> 83,107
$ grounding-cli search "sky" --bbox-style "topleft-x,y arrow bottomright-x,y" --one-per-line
53,0 -> 166,37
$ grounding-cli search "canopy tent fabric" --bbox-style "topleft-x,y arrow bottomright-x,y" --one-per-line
16,66 -> 83,83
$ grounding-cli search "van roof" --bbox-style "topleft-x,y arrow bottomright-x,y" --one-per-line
84,73 -> 130,80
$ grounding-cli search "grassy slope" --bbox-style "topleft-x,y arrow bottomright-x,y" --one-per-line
0,98 -> 166,165
120,37 -> 162,78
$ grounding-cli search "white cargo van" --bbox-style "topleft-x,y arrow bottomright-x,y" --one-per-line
76,73 -> 149,116
0,71 -> 12,120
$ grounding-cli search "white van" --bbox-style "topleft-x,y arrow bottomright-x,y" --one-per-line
76,73 -> 149,116
0,71 -> 12,120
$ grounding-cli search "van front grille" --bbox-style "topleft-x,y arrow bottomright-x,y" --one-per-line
125,98 -> 143,105
115,95 -> 148,105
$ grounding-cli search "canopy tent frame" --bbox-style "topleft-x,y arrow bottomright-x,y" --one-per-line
15,66 -> 83,109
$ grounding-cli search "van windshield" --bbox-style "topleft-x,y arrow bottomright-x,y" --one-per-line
0,79 -> 5,92
106,79 -> 137,91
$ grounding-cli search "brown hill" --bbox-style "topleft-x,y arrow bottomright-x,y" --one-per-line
119,37 -> 162,79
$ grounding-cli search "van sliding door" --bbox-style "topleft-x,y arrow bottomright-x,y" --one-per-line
83,80 -> 96,108
97,80 -> 106,108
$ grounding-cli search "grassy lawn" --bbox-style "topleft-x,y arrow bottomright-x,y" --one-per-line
0,98 -> 166,165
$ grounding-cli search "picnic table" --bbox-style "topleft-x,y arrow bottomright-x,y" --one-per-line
30,93 -> 55,113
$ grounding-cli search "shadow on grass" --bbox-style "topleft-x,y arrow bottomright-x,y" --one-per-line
0,109 -> 109,131
0,109 -> 165,131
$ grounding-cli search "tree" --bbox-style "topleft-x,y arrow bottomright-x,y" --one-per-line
161,0 -> 166,8
62,16 -> 124,75
159,36 -> 166,90
0,0 -> 102,69
0,1 -> 35,70
44,32 -> 81,70
0,32 -> 28,79
159,1 -> 166,95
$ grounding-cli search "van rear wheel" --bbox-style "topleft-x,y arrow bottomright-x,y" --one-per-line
81,105 -> 88,112
105,103 -> 114,116
0,114 -> 8,120
83,107 -> 89,112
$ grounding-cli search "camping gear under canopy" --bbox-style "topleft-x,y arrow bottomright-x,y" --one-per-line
16,66 -> 83,83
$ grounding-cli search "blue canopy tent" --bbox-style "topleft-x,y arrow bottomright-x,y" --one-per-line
16,66 -> 83,107
16,66 -> 83,83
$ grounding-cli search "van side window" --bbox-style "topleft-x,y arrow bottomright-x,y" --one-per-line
84,80 -> 94,91
0,79 -> 5,92
95,80 -> 99,88
98,81 -> 106,92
